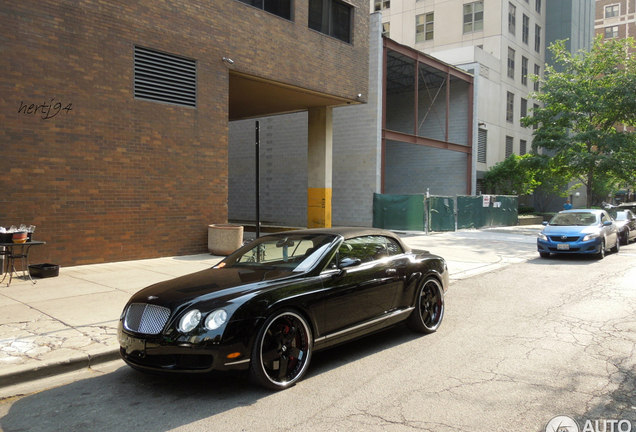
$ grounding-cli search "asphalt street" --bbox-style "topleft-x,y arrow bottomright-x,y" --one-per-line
1,226 -> 635,431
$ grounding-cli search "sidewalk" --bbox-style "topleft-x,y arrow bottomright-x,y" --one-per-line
0,225 -> 542,395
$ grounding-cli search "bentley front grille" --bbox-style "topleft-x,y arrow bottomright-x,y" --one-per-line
124,303 -> 171,335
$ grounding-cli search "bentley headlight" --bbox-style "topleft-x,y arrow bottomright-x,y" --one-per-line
582,233 -> 599,242
205,309 -> 228,330
178,309 -> 201,333
537,232 -> 548,241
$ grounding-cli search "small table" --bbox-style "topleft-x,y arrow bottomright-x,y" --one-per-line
0,241 -> 46,287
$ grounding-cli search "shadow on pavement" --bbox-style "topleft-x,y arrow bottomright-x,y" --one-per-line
0,324 -> 420,432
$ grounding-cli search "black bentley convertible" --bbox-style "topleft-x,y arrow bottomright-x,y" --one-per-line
118,227 -> 449,390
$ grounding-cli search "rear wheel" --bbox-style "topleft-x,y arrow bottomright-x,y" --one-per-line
611,234 -> 620,253
250,310 -> 313,391
407,277 -> 444,334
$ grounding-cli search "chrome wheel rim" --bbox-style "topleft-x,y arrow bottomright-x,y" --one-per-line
258,312 -> 311,387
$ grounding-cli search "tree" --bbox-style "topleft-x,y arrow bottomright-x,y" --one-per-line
483,154 -> 538,195
521,36 -> 636,208
524,153 -> 579,212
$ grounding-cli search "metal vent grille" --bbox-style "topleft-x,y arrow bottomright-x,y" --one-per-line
124,303 -> 171,335
477,129 -> 487,163
134,46 -> 197,107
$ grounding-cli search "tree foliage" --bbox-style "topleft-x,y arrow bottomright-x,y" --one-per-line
483,154 -> 538,195
521,35 -> 636,207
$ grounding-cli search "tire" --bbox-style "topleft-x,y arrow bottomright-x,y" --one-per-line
621,229 -> 629,245
611,234 -> 620,254
250,309 -> 313,391
596,238 -> 606,260
539,252 -> 550,258
407,277 -> 444,334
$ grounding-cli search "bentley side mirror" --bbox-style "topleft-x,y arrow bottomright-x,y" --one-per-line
603,220 -> 613,226
333,257 -> 361,280
542,221 -> 548,226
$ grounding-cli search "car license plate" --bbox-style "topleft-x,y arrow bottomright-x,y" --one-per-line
557,243 -> 570,250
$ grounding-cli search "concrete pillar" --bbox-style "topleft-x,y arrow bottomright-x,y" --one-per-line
307,107 -> 333,228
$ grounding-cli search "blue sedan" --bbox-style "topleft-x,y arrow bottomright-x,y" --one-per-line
537,209 -> 620,259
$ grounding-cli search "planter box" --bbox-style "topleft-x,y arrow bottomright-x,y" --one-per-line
208,224 -> 244,256
29,263 -> 60,278
518,216 -> 543,225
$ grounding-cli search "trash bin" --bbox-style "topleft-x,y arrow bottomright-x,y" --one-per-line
208,224 -> 243,256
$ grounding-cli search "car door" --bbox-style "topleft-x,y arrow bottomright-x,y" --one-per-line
319,235 -> 401,336
601,211 -> 619,246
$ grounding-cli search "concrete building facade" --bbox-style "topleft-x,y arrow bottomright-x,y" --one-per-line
1,0 -> 369,266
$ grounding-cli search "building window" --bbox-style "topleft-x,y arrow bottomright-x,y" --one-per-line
507,47 -> 515,79
478,128 -> 487,163
374,0 -> 390,11
605,26 -> 619,39
134,46 -> 197,107
463,2 -> 484,33
237,0 -> 291,20
521,56 -> 528,85
508,3 -> 516,35
533,103 -> 539,129
520,97 -> 528,118
534,24 -> 541,53
382,22 -> 390,38
605,4 -> 619,18
506,92 -> 514,123
522,14 -> 529,44
535,0 -> 541,14
520,139 -> 527,155
534,64 -> 540,91
416,13 -> 434,42
309,0 -> 352,43
505,136 -> 514,158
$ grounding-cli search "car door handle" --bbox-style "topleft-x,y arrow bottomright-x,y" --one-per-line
386,268 -> 397,275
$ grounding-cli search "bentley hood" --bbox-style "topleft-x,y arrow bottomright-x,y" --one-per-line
128,266 -> 297,309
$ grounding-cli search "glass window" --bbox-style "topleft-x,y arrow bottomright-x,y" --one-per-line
505,136 -> 513,158
605,4 -> 619,18
535,0 -> 541,14
520,140 -> 527,155
382,22 -> 390,38
309,0 -> 352,43
506,92 -> 514,123
521,56 -> 528,85
338,236 -> 402,263
507,47 -> 515,79
508,3 -> 516,35
416,13 -> 434,42
463,1 -> 484,33
522,14 -> 529,44
533,103 -> 539,129
520,97 -> 527,118
238,0 -> 292,20
374,0 -> 390,11
605,26 -> 619,39
534,24 -> 541,53
534,64 -> 540,91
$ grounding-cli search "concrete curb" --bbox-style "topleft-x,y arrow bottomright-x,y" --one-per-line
0,347 -> 120,389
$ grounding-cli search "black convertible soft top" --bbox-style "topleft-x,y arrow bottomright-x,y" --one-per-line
262,227 -> 412,253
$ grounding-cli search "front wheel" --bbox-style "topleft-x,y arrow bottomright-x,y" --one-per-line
407,277 -> 444,334
539,252 -> 550,258
250,310 -> 313,391
596,238 -> 606,260
611,234 -> 620,253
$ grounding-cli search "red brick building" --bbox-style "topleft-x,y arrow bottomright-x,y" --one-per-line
1,0 -> 369,266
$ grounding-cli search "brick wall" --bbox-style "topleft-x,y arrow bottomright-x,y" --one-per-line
1,0 -> 369,266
